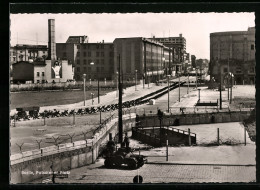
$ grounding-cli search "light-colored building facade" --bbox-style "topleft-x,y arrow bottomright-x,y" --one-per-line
209,27 -> 255,84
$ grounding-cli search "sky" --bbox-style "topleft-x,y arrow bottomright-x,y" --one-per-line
10,13 -> 255,59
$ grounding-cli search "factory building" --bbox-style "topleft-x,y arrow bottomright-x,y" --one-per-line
209,27 -> 255,84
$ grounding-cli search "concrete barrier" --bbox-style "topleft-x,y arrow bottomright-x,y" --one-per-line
22,151 -> 33,158
32,149 -> 41,156
10,153 -> 23,161
65,143 -> 74,148
58,144 -> 66,150
73,140 -> 86,147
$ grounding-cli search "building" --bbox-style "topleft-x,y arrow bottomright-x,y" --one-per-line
209,27 -> 255,84
149,34 -> 187,73
12,19 -> 74,84
56,38 -> 114,80
113,37 -> 175,83
191,55 -> 196,68
9,44 -> 48,65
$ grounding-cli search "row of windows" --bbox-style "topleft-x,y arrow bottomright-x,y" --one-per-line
75,51 -> 113,57
76,59 -> 113,65
77,44 -> 113,49
36,72 -> 45,77
76,67 -> 107,72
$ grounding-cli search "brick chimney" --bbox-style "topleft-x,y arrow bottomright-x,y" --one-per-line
48,19 -> 56,60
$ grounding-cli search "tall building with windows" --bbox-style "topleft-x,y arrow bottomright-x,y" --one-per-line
149,34 -> 186,73
209,27 -> 255,84
56,37 -> 114,80
113,37 -> 174,83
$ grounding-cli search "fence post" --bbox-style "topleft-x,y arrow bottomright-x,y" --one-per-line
166,140 -> 168,161
92,141 -> 94,164
44,111 -> 46,126
188,128 -> 191,146
244,127 -> 247,146
217,128 -> 219,146
14,115 -> 16,127
109,133 -> 112,141
139,147 -> 140,156
73,112 -> 75,126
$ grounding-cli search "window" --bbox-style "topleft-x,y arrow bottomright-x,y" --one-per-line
77,52 -> 80,57
77,45 -> 80,49
96,44 -> 99,49
101,45 -> 104,49
63,52 -> 67,58
84,67 -> 87,71
101,52 -> 104,57
13,57 -> 16,61
251,44 -> 254,50
96,60 -> 100,64
77,67 -> 80,72
37,72 -> 40,77
43,51 -> 45,54
88,52 -> 91,57
223,68 -> 228,73
20,51 -> 23,53
101,67 -> 104,72
37,80 -> 40,83
84,52 -> 87,57
42,80 -> 45,83
101,59 -> 104,65
83,45 -> 87,49
62,45 -> 66,50
109,52 -> 113,57
96,67 -> 99,72
96,52 -> 99,57
42,72 -> 45,76
88,67 -> 91,71
77,59 -> 80,64
84,59 -> 87,65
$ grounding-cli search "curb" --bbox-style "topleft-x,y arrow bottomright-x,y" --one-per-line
146,162 -> 256,167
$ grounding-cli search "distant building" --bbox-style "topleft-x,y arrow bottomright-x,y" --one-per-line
191,55 -> 196,68
113,37 -> 176,83
209,27 -> 255,84
149,34 -> 187,73
9,44 -> 48,65
56,37 -> 114,80
12,19 -> 74,84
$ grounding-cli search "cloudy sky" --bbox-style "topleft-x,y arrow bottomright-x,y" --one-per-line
10,13 -> 254,59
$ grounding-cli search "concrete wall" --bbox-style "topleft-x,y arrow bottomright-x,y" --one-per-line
10,114 -> 136,184
136,111 -> 251,128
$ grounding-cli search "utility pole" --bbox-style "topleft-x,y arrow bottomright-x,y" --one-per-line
219,67 -> 222,110
118,54 -> 123,145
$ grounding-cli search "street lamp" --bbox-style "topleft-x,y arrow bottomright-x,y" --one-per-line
90,61 -> 100,104
91,93 -> 94,105
162,57 -> 165,83
135,70 -> 138,91
116,71 -> 118,97
147,68 -> 150,89
229,72 -> 234,104
167,75 -> 171,113
83,74 -> 86,106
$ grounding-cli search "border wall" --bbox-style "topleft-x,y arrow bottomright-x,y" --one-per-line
10,114 -> 136,184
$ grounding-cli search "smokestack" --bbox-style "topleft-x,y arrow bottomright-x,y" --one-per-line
48,19 -> 56,60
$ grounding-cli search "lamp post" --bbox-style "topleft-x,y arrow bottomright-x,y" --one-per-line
162,57 -> 165,83
135,70 -> 138,91
83,74 -> 86,106
178,72 -> 181,102
91,93 -> 94,105
167,75 -> 170,113
187,71 -> 189,94
116,71 -> 118,97
147,69 -> 150,89
90,61 -> 100,104
229,72 -> 234,104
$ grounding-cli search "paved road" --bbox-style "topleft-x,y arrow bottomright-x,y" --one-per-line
33,158 -> 255,183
